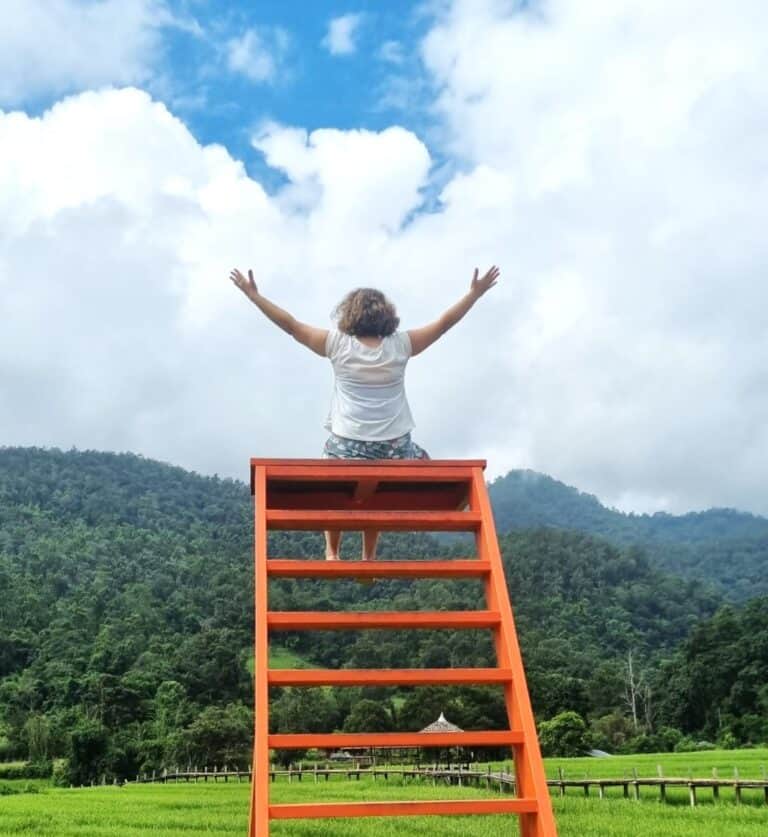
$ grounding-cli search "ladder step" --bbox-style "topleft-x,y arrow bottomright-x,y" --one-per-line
268,731 -> 524,749
270,799 -> 539,819
268,668 -> 514,687
267,610 -> 501,631
266,509 -> 482,531
255,459 -> 484,478
267,559 -> 490,578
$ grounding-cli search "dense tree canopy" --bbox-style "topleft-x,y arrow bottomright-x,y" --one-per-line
0,446 -> 762,775
489,470 -> 768,599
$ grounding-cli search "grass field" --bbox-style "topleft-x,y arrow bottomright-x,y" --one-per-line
1,751 -> 768,837
543,748 -> 768,781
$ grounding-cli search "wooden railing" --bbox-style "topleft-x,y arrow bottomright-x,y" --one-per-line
125,763 -> 768,806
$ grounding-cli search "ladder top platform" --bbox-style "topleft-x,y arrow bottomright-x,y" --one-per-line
250,458 -> 487,512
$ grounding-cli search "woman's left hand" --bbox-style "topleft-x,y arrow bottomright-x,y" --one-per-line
230,268 -> 258,299
470,265 -> 500,298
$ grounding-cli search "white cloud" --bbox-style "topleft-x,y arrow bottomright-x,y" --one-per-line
415,0 -> 768,513
2,0 -> 768,519
0,0 -> 173,105
379,40 -> 405,64
322,13 -> 364,56
226,27 -> 290,84
0,88 -> 431,479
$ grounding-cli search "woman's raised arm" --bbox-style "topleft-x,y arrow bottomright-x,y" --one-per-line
230,268 -> 328,357
408,265 -> 499,357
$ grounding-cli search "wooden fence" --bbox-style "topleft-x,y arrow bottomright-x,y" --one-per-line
125,763 -> 768,806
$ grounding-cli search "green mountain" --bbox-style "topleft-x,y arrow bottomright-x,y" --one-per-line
488,470 -> 768,600
0,446 -> 729,778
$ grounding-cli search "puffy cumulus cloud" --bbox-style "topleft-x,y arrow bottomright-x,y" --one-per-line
322,13 -> 364,56
0,0 -> 174,105
0,88 -> 433,480
226,26 -> 291,84
415,0 -> 768,514
2,0 -> 768,518
0,88 -> 281,472
251,123 -> 431,242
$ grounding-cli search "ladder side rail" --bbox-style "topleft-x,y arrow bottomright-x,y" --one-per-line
470,467 -> 558,837
250,465 -> 270,837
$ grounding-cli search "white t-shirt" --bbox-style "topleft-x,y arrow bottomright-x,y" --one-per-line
324,329 -> 415,441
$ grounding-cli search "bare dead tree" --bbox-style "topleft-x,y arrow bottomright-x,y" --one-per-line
623,650 -> 641,732
623,650 -> 656,733
642,680 -> 655,732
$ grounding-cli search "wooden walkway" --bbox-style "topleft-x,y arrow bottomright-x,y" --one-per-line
127,764 -> 768,806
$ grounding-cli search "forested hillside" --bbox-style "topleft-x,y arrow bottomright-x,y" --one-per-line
656,598 -> 768,746
489,470 -> 768,600
0,447 -> 751,781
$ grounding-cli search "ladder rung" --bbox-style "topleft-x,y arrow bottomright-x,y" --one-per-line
264,464 -> 477,481
268,731 -> 524,749
267,559 -> 490,578
266,509 -> 482,531
268,668 -> 514,687
270,799 -> 538,819
267,611 -> 501,631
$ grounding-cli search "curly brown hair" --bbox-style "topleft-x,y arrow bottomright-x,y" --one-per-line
334,288 -> 400,337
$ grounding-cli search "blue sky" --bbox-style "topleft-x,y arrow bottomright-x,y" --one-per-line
13,1 -> 442,189
2,0 -> 768,515
155,1 -> 439,188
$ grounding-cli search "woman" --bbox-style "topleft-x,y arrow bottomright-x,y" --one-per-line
229,265 -> 499,561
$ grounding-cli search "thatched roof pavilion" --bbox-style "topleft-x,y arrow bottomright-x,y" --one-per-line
419,712 -> 463,734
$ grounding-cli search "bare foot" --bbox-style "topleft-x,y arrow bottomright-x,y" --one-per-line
325,554 -> 340,561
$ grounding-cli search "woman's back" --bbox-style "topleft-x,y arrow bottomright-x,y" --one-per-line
325,329 -> 414,441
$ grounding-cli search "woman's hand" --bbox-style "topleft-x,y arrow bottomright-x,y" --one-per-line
230,268 -> 258,300
470,265 -> 500,298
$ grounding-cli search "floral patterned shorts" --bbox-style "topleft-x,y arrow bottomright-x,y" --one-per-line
322,432 -> 430,461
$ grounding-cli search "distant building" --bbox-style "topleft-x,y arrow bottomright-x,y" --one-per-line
419,712 -> 463,734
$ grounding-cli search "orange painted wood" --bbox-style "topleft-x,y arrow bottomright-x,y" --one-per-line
470,466 -> 558,837
249,458 -> 557,837
251,457 -> 487,470
268,667 -> 514,686
266,559 -> 490,578
262,469 -> 474,480
270,799 -> 539,819
266,509 -> 481,531
249,466 -> 269,837
267,610 -> 501,630
267,485 -> 470,512
250,458 -> 483,497
268,731 -> 524,749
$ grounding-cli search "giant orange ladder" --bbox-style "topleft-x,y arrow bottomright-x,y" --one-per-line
249,458 -> 557,836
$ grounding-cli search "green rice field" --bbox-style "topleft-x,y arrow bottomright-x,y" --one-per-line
1,750 -> 767,836
544,748 -> 768,781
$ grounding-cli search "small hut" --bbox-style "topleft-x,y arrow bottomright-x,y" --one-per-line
419,712 -> 463,735
418,712 -> 464,766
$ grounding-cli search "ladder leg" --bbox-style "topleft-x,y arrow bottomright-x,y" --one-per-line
471,468 -> 558,837
250,466 -> 270,836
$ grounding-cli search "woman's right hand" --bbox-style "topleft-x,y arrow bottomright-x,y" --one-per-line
470,265 -> 500,298
230,268 -> 258,299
